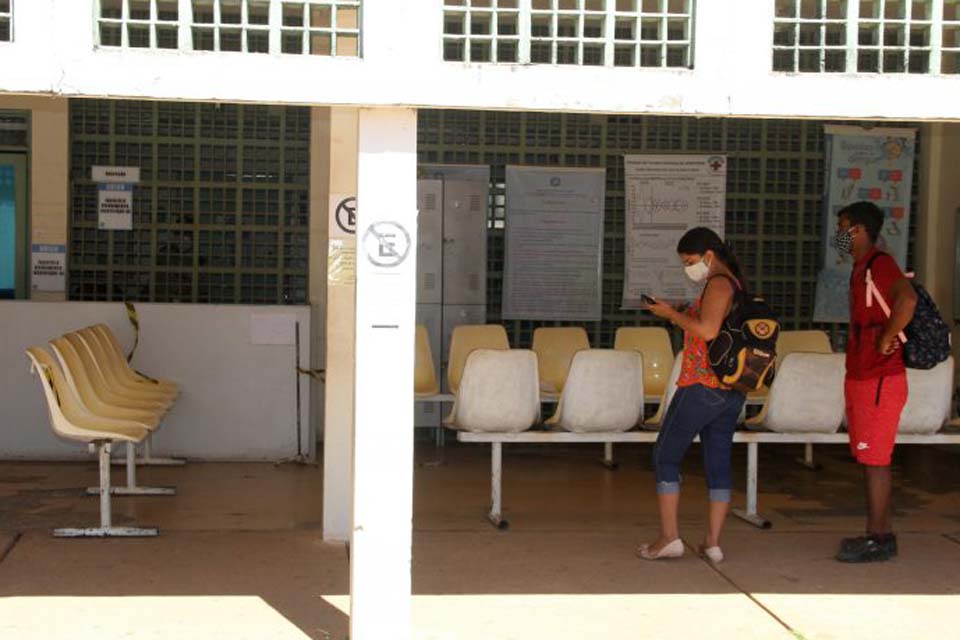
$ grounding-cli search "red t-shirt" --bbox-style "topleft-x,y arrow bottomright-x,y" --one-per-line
846,249 -> 906,380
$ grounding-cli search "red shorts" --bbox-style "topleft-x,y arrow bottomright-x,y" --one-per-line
844,373 -> 908,466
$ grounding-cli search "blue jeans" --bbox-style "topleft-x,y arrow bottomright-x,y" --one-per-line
653,384 -> 745,503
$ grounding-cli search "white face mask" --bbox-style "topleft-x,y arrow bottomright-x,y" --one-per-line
684,258 -> 710,283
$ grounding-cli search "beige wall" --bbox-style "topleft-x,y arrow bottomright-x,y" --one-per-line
0,96 -> 69,301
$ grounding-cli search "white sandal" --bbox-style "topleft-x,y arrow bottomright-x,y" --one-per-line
636,538 -> 685,560
698,544 -> 724,564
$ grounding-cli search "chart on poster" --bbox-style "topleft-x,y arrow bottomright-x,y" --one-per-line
622,154 -> 727,306
502,166 -> 605,321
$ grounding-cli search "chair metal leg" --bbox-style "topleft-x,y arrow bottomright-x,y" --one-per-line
795,442 -> 821,471
601,442 -> 618,470
89,440 -> 175,496
487,443 -> 508,530
732,442 -> 772,529
111,434 -> 185,466
56,442 -> 159,538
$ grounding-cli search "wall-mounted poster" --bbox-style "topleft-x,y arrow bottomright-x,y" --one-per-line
813,126 -> 916,323
622,154 -> 727,306
502,166 -> 605,321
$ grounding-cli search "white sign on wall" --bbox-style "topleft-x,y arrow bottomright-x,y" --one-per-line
98,183 -> 134,230
502,166 -> 605,321
91,166 -> 141,184
622,154 -> 727,305
30,244 -> 66,292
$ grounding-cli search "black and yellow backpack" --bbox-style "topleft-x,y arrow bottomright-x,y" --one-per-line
706,277 -> 779,393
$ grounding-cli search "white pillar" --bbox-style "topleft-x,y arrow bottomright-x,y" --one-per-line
350,107 -> 417,640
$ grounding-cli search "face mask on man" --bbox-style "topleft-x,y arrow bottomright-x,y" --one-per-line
684,257 -> 710,283
834,227 -> 855,255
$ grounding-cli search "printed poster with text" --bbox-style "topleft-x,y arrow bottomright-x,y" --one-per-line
813,126 -> 916,323
502,166 -> 605,321
622,154 -> 727,306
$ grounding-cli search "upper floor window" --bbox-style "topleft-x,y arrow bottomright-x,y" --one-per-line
443,0 -> 695,68
774,0 -> 960,73
0,0 -> 12,42
96,0 -> 361,56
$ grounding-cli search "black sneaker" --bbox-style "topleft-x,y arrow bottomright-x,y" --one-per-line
836,535 -> 895,563
840,534 -> 898,557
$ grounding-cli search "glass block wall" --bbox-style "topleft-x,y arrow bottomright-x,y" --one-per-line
69,99 -> 310,305
417,109 -> 919,348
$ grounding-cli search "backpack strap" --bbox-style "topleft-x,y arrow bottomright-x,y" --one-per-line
862,251 -> 907,344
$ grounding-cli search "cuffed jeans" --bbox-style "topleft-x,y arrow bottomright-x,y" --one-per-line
653,384 -> 745,503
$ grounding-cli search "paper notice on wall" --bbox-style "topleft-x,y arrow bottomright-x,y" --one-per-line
502,166 -> 605,321
622,154 -> 727,306
30,244 -> 66,292
98,183 -> 134,230
328,239 -> 356,285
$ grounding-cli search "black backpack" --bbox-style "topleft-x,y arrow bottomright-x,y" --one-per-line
706,276 -> 780,393
865,253 -> 951,370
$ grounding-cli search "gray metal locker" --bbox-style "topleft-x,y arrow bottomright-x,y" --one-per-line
416,179 -> 444,306
442,179 -> 488,306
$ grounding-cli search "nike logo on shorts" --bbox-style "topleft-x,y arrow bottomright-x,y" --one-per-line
857,442 -> 870,450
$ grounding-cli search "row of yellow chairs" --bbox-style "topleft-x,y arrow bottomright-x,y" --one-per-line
416,325 -> 675,400
416,324 -> 833,413
26,324 -> 179,538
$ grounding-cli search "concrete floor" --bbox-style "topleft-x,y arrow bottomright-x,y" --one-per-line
0,439 -> 958,639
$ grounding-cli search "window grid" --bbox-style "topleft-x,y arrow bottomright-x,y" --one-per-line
773,0 -> 849,72
69,99 -> 310,305
774,0 -> 960,73
96,0 -> 361,56
417,109 -> 919,350
442,0 -> 695,68
0,0 -> 12,43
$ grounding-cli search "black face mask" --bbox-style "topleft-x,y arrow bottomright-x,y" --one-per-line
834,227 -> 855,255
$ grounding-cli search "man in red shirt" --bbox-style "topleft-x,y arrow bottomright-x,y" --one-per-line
835,201 -> 917,563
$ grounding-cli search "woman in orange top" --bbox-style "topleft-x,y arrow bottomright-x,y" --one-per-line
638,227 -> 746,564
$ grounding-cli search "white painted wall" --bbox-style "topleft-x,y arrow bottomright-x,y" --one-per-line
3,1 -> 960,120
0,301 -> 311,460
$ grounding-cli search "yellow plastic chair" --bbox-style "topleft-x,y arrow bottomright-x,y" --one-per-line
49,337 -> 163,428
25,347 -> 158,538
57,335 -> 171,412
447,325 -> 510,395
614,327 -> 675,399
531,327 -> 590,398
643,351 -> 684,429
414,324 -> 440,397
90,324 -> 179,396
76,328 -> 177,403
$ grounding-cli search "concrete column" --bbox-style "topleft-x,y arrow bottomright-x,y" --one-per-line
916,123 -> 960,362
350,107 -> 417,640
321,107 -> 359,542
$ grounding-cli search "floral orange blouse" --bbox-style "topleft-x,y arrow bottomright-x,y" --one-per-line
677,298 -> 721,389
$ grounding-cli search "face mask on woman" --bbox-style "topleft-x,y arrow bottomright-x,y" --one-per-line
684,257 -> 710,283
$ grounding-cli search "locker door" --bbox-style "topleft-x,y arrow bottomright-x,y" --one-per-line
442,179 -> 487,306
416,179 -> 443,305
